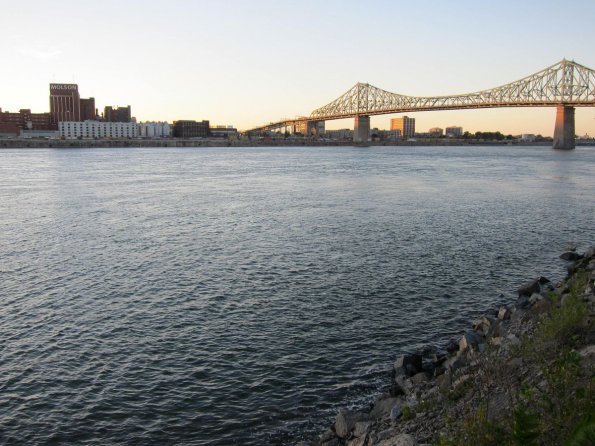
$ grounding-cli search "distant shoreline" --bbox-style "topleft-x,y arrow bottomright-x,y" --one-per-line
1,138 -> 593,150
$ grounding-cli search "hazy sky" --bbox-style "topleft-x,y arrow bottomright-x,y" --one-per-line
2,0 -> 594,135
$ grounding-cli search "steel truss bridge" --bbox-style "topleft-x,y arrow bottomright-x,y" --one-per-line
246,59 -> 595,149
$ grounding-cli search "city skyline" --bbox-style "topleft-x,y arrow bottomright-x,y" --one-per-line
2,0 -> 594,136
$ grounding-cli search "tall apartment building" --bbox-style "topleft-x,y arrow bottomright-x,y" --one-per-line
50,83 -> 81,123
390,116 -> 415,138
104,105 -> 131,123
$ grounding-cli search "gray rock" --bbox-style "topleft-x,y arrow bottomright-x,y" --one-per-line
394,354 -> 422,377
459,330 -> 483,352
560,251 -> 583,261
444,353 -> 466,371
395,375 -> 415,395
320,428 -> 336,443
347,437 -> 366,446
433,365 -> 446,377
497,305 -> 511,320
377,433 -> 418,446
353,421 -> 372,438
335,410 -> 369,439
389,380 -> 405,396
518,276 -> 550,297
410,371 -> 429,385
370,397 -> 402,420
529,293 -> 543,304
489,336 -> 503,347
390,404 -> 402,422
584,246 -> 595,260
436,369 -> 452,392
473,316 -> 502,338
377,427 -> 401,441
516,295 -> 531,309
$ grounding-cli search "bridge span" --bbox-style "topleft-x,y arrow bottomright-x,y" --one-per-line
246,59 -> 595,150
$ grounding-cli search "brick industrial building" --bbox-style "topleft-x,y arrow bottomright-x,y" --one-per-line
173,120 -> 210,138
0,108 -> 54,136
49,83 -> 81,123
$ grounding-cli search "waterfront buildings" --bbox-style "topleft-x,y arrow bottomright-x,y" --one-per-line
104,105 -> 132,123
49,83 -> 81,123
210,125 -> 238,138
173,120 -> 210,138
324,129 -> 354,140
80,98 -> 97,121
139,122 -> 172,138
390,116 -> 415,138
429,127 -> 444,137
0,108 -> 53,132
59,121 -> 138,139
293,121 -> 325,135
445,126 -> 463,137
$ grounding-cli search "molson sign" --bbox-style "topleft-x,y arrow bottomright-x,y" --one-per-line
50,83 -> 78,91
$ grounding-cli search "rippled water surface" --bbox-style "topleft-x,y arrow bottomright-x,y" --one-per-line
1,145 -> 594,445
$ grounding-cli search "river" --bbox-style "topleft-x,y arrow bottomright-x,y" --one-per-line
1,145 -> 594,445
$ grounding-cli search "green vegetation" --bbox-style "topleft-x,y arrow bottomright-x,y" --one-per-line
437,270 -> 594,445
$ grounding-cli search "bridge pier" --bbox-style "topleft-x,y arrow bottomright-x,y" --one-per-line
552,105 -> 575,150
354,115 -> 370,143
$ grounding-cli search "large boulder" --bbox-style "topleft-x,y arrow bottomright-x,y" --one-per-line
472,316 -> 498,337
518,276 -> 550,298
459,330 -> 484,352
497,305 -> 511,320
394,353 -> 422,376
560,251 -> 583,261
370,397 -> 402,420
335,410 -> 369,439
353,421 -> 372,438
444,352 -> 466,372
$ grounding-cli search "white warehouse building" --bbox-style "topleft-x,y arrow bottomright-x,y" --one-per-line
138,122 -> 171,138
59,121 -> 139,139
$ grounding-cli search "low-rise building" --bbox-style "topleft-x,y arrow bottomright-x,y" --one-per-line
429,127 -> 443,137
139,122 -> 171,138
173,120 -> 210,138
445,126 -> 463,137
210,125 -> 238,138
0,108 -> 54,130
324,129 -> 353,140
59,121 -> 138,139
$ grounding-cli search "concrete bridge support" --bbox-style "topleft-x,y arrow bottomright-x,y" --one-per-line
354,115 -> 370,143
552,105 -> 575,150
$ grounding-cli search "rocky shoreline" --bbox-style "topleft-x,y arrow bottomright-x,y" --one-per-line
300,246 -> 595,446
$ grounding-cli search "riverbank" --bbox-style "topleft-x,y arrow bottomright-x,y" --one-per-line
303,247 -> 595,446
1,138 -> 583,150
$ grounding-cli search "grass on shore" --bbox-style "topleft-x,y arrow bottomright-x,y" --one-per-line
437,270 -> 594,446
